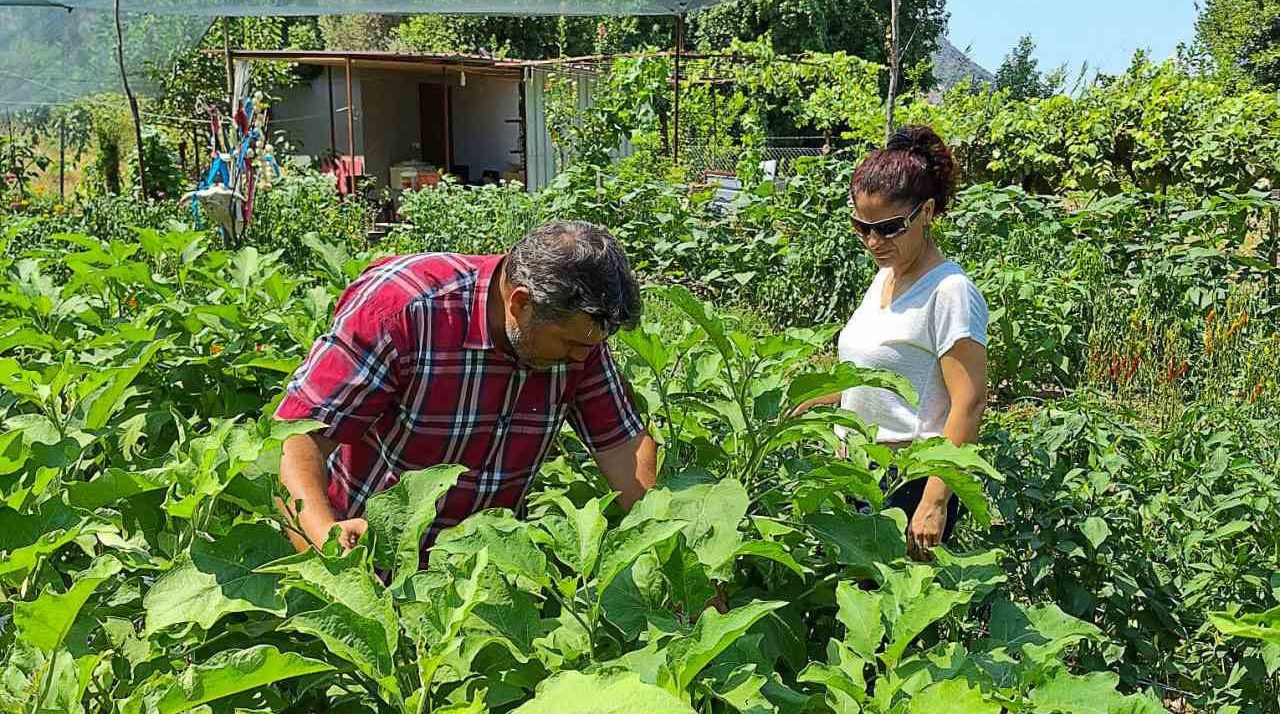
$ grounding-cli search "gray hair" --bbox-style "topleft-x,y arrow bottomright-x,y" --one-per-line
504,220 -> 642,334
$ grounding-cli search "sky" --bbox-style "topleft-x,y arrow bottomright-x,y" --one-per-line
944,0 -> 1201,78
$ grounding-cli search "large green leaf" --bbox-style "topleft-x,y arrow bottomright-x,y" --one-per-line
281,602 -> 401,700
433,509 -> 549,588
548,494 -> 609,579
144,522 -> 294,634
659,600 -> 787,694
625,477 -> 749,578
597,519 -> 687,596
804,509 -> 907,580
512,671 -> 695,714
362,464 -> 466,588
787,362 -> 919,410
908,680 -> 999,714
835,581 -> 883,661
1210,606 -> 1280,645
1030,670 -> 1126,714
257,546 -> 397,653
14,556 -> 122,654
652,284 -> 734,363
120,645 -> 333,714
81,339 -> 169,430
893,440 -> 999,527
65,468 -> 166,510
618,324 -> 672,374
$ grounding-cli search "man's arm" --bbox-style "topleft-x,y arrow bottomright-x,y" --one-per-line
592,431 -> 658,509
276,432 -> 367,552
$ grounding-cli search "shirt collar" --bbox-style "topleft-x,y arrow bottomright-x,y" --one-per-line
463,254 -> 506,350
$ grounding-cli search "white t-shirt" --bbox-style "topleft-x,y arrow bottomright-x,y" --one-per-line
836,261 -> 988,444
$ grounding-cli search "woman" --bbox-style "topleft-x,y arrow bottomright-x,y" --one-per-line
796,125 -> 989,561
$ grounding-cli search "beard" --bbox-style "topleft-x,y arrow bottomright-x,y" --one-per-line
506,320 -> 551,370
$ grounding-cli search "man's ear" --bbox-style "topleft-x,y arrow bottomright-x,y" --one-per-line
508,285 -> 535,319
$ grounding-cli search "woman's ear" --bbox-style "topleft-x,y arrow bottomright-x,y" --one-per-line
923,197 -> 936,224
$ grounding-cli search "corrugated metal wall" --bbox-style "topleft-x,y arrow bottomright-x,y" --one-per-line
522,68 -> 557,192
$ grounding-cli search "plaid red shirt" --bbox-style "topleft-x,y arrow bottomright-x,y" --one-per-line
275,253 -> 644,560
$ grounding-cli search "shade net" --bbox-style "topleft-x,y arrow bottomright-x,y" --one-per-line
0,0 -> 733,106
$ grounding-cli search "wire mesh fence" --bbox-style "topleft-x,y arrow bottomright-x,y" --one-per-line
679,137 -> 829,179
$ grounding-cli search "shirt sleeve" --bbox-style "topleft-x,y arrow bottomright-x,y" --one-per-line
274,274 -> 407,443
567,342 -> 646,453
930,275 -> 989,358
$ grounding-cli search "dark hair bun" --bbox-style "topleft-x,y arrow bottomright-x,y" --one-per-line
852,124 -> 958,215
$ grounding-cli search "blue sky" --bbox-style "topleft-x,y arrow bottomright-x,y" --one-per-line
944,0 -> 1200,77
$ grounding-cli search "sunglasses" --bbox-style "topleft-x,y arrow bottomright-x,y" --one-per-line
850,200 -> 928,240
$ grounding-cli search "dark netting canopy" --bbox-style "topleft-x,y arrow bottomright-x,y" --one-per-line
0,0 -> 733,106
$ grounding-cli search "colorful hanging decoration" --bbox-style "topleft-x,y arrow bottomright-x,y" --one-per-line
182,90 -> 279,244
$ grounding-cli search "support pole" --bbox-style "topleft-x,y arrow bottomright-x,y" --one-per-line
58,115 -> 65,202
223,18 -> 234,112
673,12 -> 685,166
885,0 -> 900,144
327,65 -> 337,157
345,56 -> 356,195
114,0 -> 146,200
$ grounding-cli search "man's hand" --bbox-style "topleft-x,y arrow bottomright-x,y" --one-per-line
300,513 -> 368,553
593,432 -> 658,509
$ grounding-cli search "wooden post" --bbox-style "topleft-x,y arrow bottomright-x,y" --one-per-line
885,0 -> 900,144
327,65 -> 337,157
114,0 -> 146,200
673,12 -> 685,165
223,18 -> 234,112
345,56 -> 356,194
58,115 -> 65,202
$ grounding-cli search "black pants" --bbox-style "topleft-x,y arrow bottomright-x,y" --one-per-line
865,465 -> 962,543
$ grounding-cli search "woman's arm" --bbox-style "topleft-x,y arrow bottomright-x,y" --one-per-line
907,338 -> 988,560
790,391 -> 843,416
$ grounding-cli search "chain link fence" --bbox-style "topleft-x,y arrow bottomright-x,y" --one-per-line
679,137 -> 829,179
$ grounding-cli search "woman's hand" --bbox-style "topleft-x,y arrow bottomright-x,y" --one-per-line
906,499 -> 947,562
788,392 -> 842,418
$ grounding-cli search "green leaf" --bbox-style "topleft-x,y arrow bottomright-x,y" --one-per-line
908,680 -> 999,714
597,519 -> 686,596
1080,516 -> 1111,550
652,284 -> 734,363
548,494 -> 609,580
512,671 -> 695,714
660,600 -> 787,694
618,325 -> 672,374
281,602 -> 401,700
882,581 -> 970,668
626,477 -> 749,578
121,645 -> 333,714
434,509 -> 549,588
894,440 -> 998,527
788,362 -> 919,410
1210,606 -> 1280,645
733,540 -> 810,576
362,463 -> 465,588
1030,670 -> 1125,714
835,581 -> 883,661
0,430 -> 28,475
66,468 -> 165,510
15,556 -> 122,654
805,509 -> 907,580
81,339 -> 169,430
257,546 -> 397,653
144,522 -> 294,634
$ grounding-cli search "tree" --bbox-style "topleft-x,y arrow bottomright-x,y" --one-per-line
1193,0 -> 1280,87
318,14 -> 397,51
691,0 -> 948,90
995,34 -> 1050,100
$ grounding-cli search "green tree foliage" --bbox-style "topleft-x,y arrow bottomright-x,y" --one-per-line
318,13 -> 397,51
390,14 -> 674,58
1193,0 -> 1280,87
994,34 -> 1051,101
691,0 -> 948,88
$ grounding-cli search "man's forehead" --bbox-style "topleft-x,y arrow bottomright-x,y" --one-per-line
556,313 -> 607,343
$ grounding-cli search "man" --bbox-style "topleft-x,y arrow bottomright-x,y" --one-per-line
274,220 -> 657,561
